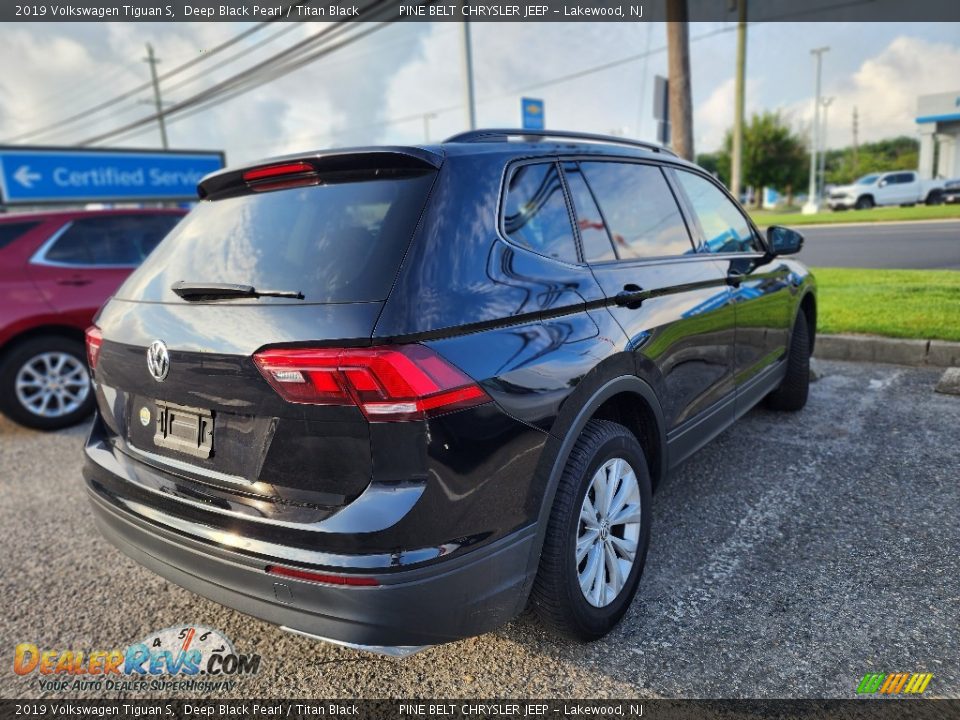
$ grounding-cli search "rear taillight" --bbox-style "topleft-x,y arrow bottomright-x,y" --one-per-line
253,344 -> 489,422
85,326 -> 102,370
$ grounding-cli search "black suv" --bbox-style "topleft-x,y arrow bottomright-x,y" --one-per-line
84,130 -> 815,655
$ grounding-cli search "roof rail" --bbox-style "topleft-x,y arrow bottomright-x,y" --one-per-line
443,129 -> 677,156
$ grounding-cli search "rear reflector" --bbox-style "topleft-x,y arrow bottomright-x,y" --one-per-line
266,565 -> 379,587
253,344 -> 489,422
242,162 -> 315,183
85,326 -> 102,370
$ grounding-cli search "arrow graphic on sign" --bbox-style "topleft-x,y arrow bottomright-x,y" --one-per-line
13,166 -> 42,188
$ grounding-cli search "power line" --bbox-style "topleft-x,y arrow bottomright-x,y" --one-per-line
232,24 -> 740,156
5,65 -> 132,124
160,21 -> 303,98
481,25 -> 735,103
105,23 -> 394,146
1,4 -> 308,144
70,20 -> 733,155
82,19 -> 393,146
6,21 -> 306,145
87,11 -> 399,147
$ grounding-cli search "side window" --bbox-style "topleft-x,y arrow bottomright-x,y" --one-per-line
579,162 -> 694,260
44,214 -> 181,266
562,163 -> 616,263
673,170 -> 762,254
0,221 -> 41,251
503,162 -> 578,263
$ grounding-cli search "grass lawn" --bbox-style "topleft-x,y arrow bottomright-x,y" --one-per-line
750,203 -> 960,227
812,267 -> 960,342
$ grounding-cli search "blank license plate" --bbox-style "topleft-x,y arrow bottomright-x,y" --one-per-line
153,400 -> 214,459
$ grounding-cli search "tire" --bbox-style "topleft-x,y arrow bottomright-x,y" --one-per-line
530,419 -> 652,641
854,195 -> 874,210
765,314 -> 811,412
0,335 -> 94,430
926,191 -> 943,206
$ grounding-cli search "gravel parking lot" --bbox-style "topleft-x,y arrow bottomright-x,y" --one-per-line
1,360 -> 957,699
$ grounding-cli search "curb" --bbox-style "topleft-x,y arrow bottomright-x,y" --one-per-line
814,334 -> 960,367
776,218 -> 960,230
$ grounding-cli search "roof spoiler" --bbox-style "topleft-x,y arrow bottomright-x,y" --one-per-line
197,147 -> 444,199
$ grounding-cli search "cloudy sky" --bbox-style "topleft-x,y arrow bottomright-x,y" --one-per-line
0,20 -> 957,165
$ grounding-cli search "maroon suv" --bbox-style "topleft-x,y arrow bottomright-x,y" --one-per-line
0,208 -> 184,429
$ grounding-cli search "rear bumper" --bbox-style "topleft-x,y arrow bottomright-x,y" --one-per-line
87,483 -> 536,648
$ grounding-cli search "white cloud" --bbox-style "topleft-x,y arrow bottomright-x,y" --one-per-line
794,35 -> 960,149
0,24 -> 957,166
694,76 -> 765,153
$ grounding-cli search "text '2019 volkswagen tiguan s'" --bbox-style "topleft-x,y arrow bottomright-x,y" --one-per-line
84,130 -> 815,655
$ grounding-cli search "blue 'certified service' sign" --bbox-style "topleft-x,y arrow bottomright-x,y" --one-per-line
0,147 -> 224,204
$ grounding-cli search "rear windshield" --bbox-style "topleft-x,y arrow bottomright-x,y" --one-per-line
117,171 -> 435,304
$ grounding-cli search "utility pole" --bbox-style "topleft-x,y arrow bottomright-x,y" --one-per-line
666,1 -> 694,161
730,0 -> 748,199
143,43 -> 168,149
460,7 -> 477,131
802,46 -> 829,214
818,97 -> 834,199
852,106 -> 859,173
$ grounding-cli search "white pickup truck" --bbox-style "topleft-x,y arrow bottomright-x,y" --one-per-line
827,171 -> 946,210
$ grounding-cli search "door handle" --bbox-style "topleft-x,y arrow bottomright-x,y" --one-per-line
57,278 -> 93,287
615,284 -> 645,309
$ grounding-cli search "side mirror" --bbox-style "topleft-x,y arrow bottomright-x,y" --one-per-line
878,179 -> 889,187
766,225 -> 804,256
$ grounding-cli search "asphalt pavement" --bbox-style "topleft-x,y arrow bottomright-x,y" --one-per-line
1,360 -> 957,699
796,219 -> 960,269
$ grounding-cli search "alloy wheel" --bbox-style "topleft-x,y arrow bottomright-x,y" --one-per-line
14,351 -> 90,419
576,457 -> 643,608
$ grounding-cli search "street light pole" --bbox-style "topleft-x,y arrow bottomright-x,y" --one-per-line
818,97 -> 834,203
422,112 -> 437,143
802,46 -> 829,214
143,43 -> 168,150
460,8 -> 477,131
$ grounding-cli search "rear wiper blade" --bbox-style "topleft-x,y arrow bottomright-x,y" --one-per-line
171,281 -> 304,301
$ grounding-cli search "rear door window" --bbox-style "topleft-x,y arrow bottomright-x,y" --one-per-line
43,214 -> 182,266
562,163 -> 616,263
673,170 -> 763,254
579,161 -> 694,260
502,162 -> 578,264
118,172 -> 436,304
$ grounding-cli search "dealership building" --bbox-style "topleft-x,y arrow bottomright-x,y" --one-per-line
917,90 -> 960,180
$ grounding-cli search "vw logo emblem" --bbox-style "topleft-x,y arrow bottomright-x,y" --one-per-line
146,340 -> 169,382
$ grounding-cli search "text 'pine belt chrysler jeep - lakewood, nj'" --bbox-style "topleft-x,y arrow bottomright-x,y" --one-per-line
83,130 -> 816,656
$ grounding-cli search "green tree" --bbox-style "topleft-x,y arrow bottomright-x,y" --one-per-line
701,112 -> 807,206
695,151 -> 730,186
824,136 -> 919,185
737,112 -> 807,206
